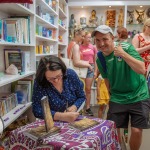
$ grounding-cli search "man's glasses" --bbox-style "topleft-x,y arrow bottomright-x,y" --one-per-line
47,74 -> 63,82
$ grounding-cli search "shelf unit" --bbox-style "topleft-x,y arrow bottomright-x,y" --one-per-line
0,1 -> 36,131
0,0 -> 68,132
58,0 -> 68,57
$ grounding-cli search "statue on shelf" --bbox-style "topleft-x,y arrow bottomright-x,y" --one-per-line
69,14 -> 77,28
127,10 -> 134,24
80,17 -> 87,27
135,9 -> 145,24
106,10 -> 116,27
118,9 -> 124,27
89,10 -> 98,27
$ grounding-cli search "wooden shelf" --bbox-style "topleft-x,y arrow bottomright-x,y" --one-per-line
0,4 -> 34,15
36,15 -> 57,29
36,0 -> 58,16
59,7 -> 67,18
0,71 -> 35,87
36,35 -> 57,42
2,102 -> 32,129
59,24 -> 67,31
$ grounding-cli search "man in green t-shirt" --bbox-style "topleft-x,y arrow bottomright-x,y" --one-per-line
92,25 -> 150,150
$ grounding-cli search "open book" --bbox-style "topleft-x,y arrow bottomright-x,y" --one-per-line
24,125 -> 60,140
69,118 -> 99,131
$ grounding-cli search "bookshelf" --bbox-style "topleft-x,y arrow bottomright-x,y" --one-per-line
58,0 -> 68,57
0,1 -> 36,132
0,0 -> 68,133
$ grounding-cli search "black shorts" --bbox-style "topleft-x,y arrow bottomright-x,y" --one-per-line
107,99 -> 150,129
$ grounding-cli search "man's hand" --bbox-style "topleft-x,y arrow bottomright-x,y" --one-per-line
114,44 -> 125,58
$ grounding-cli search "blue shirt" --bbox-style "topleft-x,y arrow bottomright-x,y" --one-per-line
32,69 -> 86,119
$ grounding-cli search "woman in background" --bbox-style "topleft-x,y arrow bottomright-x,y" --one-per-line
116,26 -> 128,42
32,56 -> 86,123
80,31 -> 97,116
67,27 -> 92,70
132,18 -> 150,71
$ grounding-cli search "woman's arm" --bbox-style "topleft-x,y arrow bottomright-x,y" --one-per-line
132,34 -> 150,54
72,44 -> 92,70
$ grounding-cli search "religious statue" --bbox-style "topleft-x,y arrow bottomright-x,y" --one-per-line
127,10 -> 134,24
69,14 -> 77,28
80,17 -> 87,27
135,9 -> 145,24
106,10 -> 116,27
118,9 -> 124,27
89,10 -> 98,27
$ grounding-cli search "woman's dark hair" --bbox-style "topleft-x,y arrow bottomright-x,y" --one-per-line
36,55 -> 67,88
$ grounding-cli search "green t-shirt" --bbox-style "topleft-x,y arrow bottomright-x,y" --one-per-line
96,42 -> 149,104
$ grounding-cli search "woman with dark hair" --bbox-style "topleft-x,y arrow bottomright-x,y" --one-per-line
32,55 -> 85,122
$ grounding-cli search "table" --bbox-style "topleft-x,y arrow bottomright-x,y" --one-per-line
8,116 -> 121,150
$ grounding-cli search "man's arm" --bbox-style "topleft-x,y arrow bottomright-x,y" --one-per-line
114,44 -> 146,75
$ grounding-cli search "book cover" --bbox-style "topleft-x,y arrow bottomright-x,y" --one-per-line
17,80 -> 31,102
15,84 -> 29,104
4,49 -> 21,73
24,125 -> 60,140
69,118 -> 99,131
7,52 -> 22,73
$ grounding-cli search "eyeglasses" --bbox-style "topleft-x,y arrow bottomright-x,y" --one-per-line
47,73 -> 63,82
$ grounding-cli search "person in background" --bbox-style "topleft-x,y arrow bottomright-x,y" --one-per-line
80,31 -> 97,116
67,27 -> 92,70
116,26 -> 128,42
92,25 -> 150,150
32,56 -> 86,123
132,18 -> 150,71
96,74 -> 109,118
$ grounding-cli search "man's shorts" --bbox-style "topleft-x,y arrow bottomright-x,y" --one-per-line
86,64 -> 94,78
107,99 -> 150,129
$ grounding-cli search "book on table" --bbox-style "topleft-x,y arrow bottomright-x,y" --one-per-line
69,118 -> 99,131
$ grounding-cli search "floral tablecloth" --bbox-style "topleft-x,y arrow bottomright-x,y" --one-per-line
9,116 -> 121,150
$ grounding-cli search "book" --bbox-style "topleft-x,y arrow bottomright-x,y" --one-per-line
18,80 -> 31,102
4,49 -> 22,73
15,84 -> 29,104
24,125 -> 60,140
69,118 -> 99,131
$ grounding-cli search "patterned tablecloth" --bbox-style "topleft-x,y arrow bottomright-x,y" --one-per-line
9,116 -> 121,150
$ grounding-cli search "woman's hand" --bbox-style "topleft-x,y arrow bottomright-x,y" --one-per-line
88,64 -> 93,71
66,105 -> 77,112
62,112 -> 79,122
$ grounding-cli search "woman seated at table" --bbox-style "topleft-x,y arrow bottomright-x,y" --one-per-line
32,56 -> 86,123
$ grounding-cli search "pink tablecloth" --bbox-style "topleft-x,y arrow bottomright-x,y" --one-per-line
9,116 -> 121,150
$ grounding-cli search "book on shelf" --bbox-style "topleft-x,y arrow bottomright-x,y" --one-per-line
4,49 -> 31,74
15,84 -> 29,104
69,118 -> 99,131
17,80 -> 32,102
0,93 -> 18,117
